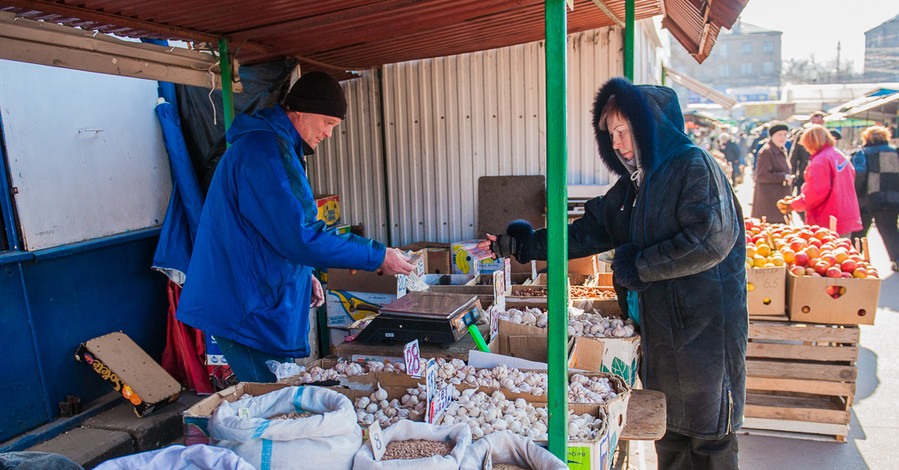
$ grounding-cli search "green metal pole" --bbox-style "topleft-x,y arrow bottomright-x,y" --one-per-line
661,62 -> 666,86
625,0 -> 635,80
545,0 -> 569,460
218,39 -> 235,135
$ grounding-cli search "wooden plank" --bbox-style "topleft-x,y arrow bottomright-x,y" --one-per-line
747,342 -> 859,363
745,394 -> 850,425
749,321 -> 859,344
741,418 -> 849,442
746,376 -> 855,397
746,359 -> 857,382
748,313 -> 790,321
620,389 -> 666,441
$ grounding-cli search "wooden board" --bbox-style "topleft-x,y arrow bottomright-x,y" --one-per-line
745,393 -> 850,425
740,419 -> 849,442
747,313 -> 790,321
746,376 -> 855,397
477,175 -> 545,238
620,389 -> 666,441
747,342 -> 859,363
748,321 -> 859,344
746,359 -> 857,382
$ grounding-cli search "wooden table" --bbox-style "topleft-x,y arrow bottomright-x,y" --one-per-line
621,389 -> 667,440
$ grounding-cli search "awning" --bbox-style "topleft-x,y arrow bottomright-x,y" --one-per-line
844,92 -> 899,122
664,66 -> 738,109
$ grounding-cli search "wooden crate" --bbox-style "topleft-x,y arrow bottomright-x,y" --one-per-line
741,320 -> 858,442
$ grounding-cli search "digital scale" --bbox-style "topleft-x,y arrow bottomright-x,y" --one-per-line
355,292 -> 483,348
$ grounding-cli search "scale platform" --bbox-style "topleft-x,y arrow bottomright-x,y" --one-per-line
355,292 -> 482,348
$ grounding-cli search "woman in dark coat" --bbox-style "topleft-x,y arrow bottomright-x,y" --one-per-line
751,121 -> 793,222
486,78 -> 747,469
851,126 -> 899,270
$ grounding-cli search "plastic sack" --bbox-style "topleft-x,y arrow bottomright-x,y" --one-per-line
460,431 -> 568,470
93,445 -> 253,470
353,420 -> 472,470
209,386 -> 361,470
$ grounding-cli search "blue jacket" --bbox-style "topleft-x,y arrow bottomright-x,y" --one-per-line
176,106 -> 385,357
511,78 -> 747,438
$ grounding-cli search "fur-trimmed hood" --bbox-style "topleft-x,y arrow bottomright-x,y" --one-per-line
591,78 -> 695,178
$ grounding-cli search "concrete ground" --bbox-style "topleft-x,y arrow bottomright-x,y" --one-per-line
625,166 -> 899,469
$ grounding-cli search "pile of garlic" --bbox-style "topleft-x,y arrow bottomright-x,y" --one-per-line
497,307 -> 636,338
292,360 -> 406,384
440,389 -> 604,441
430,359 -> 619,404
354,386 -> 412,428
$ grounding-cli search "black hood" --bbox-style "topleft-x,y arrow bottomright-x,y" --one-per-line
591,78 -> 695,178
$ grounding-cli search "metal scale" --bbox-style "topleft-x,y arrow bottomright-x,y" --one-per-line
355,292 -> 483,348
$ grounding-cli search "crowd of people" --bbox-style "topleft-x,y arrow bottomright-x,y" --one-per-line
718,113 -> 899,270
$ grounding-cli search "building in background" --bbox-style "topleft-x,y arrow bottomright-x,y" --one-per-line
669,20 -> 782,108
865,14 -> 899,82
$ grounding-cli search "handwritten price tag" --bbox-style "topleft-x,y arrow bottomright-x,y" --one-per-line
488,305 -> 500,341
404,339 -> 423,378
425,358 -> 437,423
369,421 -> 386,461
492,270 -> 506,312
504,257 -> 512,293
429,383 -> 454,424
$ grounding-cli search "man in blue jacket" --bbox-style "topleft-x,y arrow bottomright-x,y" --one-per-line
177,72 -> 413,382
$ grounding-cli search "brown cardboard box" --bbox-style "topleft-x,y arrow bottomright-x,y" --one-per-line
327,250 -> 427,295
400,242 -> 452,274
786,271 -> 880,325
313,194 -> 340,228
75,332 -> 182,418
747,266 -> 786,316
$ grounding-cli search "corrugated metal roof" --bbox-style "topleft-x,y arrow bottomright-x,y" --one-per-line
0,0 -> 747,73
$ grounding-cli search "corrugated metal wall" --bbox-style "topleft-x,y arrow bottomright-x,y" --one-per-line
310,24 -> 664,247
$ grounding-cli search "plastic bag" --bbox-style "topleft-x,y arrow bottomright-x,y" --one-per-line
209,386 -> 361,470
353,420 -> 472,470
93,444 -> 253,470
460,431 -> 568,470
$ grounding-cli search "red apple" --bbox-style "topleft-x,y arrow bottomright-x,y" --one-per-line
841,259 -> 857,273
790,265 -> 806,276
793,252 -> 810,266
842,272 -> 853,278
815,260 -> 831,275
826,266 -> 843,278
820,253 -> 838,267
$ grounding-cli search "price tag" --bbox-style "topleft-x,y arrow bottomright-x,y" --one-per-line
404,339 -> 423,378
504,257 -> 512,292
425,358 -> 438,423
428,382 -> 454,424
488,305 -> 500,341
531,260 -> 538,281
369,421 -> 386,461
493,270 -> 506,312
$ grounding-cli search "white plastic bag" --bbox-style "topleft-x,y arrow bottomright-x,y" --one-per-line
209,385 -> 361,470
93,444 -> 254,470
460,431 -> 568,470
353,420 -> 472,470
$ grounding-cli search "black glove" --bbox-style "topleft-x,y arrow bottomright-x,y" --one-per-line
611,243 -> 650,292
490,235 -> 517,259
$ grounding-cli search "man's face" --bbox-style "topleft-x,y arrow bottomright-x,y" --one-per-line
289,112 -> 342,149
607,113 -> 634,161
811,115 -> 824,126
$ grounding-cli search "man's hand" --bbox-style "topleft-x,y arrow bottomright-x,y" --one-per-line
310,274 -> 325,308
776,197 -> 792,214
378,248 -> 414,276
477,234 -> 497,257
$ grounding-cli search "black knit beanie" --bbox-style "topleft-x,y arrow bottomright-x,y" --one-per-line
284,72 -> 347,120
768,121 -> 788,136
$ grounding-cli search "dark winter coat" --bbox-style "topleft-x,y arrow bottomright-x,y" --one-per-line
852,143 -> 899,213
751,142 -> 792,222
506,78 -> 748,438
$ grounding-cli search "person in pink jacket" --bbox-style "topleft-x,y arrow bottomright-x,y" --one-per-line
778,125 -> 862,236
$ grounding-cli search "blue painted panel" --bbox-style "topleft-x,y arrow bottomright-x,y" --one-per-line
0,264 -> 48,442
21,235 -> 169,420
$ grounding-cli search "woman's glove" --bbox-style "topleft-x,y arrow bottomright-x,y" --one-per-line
490,220 -> 537,263
611,243 -> 650,292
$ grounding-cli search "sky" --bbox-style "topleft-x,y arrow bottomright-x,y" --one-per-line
736,0 -> 899,74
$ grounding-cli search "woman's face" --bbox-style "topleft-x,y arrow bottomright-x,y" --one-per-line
607,113 -> 634,161
771,130 -> 788,148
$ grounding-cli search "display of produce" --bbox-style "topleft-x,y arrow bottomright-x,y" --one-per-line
513,286 -> 616,299
382,439 -> 455,460
744,219 -> 878,280
497,306 -> 636,338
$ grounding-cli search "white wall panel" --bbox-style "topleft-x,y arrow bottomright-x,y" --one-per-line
309,25 -> 668,247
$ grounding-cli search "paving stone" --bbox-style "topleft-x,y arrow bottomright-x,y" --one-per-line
27,427 -> 134,469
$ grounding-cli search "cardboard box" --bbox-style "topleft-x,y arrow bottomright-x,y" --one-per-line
747,266 -> 786,316
75,332 -> 182,417
326,290 -> 399,327
786,272 -> 880,325
401,242 -> 452,274
313,194 -> 340,228
451,240 -> 504,276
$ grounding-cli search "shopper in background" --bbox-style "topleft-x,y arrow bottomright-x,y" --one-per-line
751,121 -> 793,222
851,126 -> 899,271
720,133 -> 743,186
788,111 -> 825,193
177,72 -> 414,383
778,125 -> 862,237
484,77 -> 747,469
